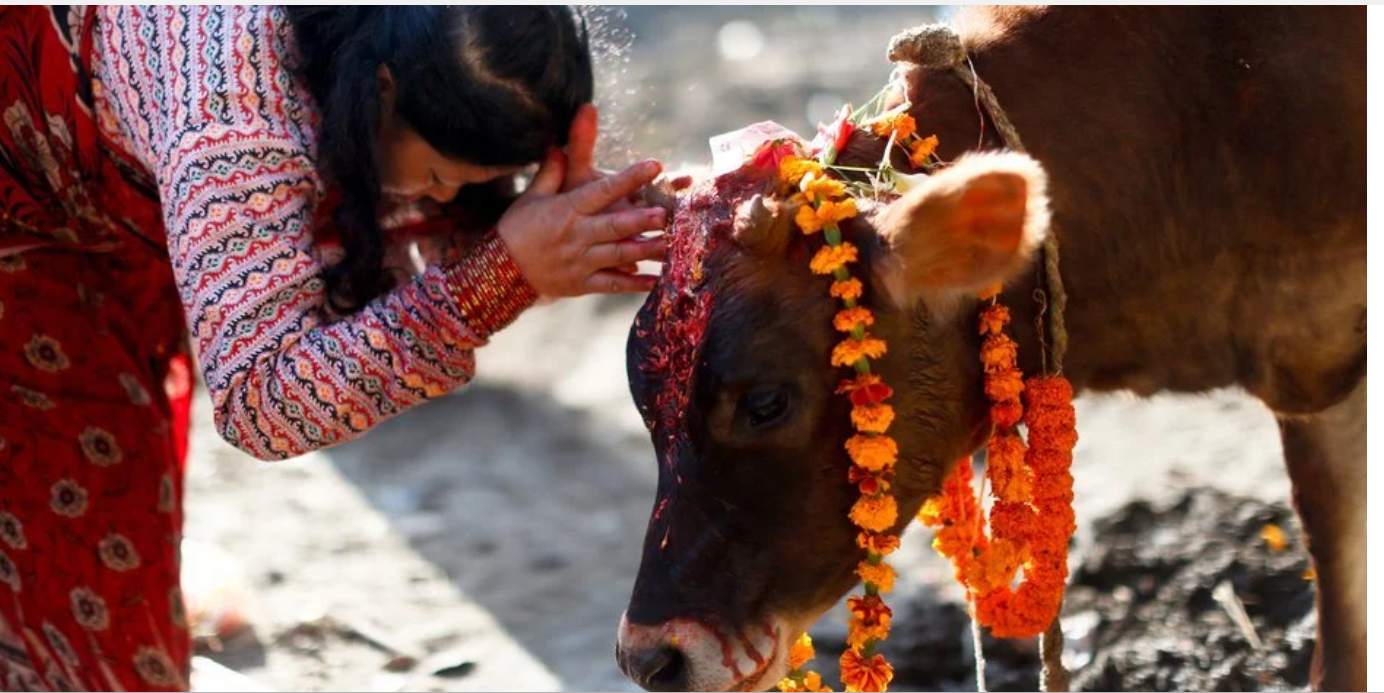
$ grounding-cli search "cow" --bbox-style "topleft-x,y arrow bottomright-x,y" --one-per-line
615,6 -> 1365,692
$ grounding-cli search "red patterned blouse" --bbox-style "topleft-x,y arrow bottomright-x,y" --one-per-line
91,5 -> 537,460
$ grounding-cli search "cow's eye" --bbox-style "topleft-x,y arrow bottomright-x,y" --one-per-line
741,388 -> 788,428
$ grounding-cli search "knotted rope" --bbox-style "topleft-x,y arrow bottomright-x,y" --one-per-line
889,23 -> 1072,693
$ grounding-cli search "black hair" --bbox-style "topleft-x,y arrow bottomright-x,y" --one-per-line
285,6 -> 593,312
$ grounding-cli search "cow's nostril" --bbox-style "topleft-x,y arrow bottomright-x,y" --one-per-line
634,643 -> 688,692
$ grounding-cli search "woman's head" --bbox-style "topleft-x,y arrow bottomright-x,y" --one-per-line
286,6 -> 594,311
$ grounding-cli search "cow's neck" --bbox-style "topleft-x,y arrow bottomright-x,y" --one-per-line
911,7 -> 1247,398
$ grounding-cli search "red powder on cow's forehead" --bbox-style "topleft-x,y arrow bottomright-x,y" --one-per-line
635,167 -> 773,471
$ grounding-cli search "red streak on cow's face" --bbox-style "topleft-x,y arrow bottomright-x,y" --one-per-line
622,163 -> 870,691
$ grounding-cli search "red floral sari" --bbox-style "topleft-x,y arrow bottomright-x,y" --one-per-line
0,7 -> 193,690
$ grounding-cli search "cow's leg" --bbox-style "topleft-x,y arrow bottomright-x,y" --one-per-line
1276,378 -> 1366,691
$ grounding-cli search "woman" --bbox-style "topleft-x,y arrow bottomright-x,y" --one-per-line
0,6 -> 666,690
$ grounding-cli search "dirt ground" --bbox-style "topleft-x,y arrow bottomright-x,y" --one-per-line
182,7 -> 1312,693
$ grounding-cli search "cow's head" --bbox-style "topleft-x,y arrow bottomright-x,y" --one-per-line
616,123 -> 1050,691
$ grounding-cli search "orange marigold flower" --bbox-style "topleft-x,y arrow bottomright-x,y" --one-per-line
989,501 -> 1037,539
850,495 -> 898,534
845,434 -> 898,472
840,647 -> 894,693
979,304 -> 1010,336
1026,449 -> 1072,476
802,172 -> 847,203
965,537 -> 1028,595
857,531 -> 901,556
1024,376 -> 1073,406
1261,524 -> 1288,552
987,432 -> 1030,502
846,618 -> 891,650
990,400 -> 1024,429
908,134 -> 939,168
977,579 -> 1064,638
803,671 -> 829,692
816,198 -> 859,227
796,204 -> 825,235
831,278 -> 864,300
850,404 -> 895,434
780,156 -> 824,186
831,336 -> 887,368
980,333 -> 1019,374
856,559 -> 897,594
789,633 -> 816,670
810,242 -> 859,275
833,307 -> 876,333
871,112 -> 917,142
984,367 -> 1025,404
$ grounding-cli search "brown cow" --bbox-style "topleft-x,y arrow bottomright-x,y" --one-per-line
617,7 -> 1365,691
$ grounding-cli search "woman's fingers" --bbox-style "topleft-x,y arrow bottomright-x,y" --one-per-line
528,149 -> 567,197
583,269 -> 658,294
570,159 -> 662,214
583,236 -> 668,270
580,206 -> 666,245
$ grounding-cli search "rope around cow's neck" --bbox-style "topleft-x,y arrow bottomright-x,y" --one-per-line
889,23 -> 1072,693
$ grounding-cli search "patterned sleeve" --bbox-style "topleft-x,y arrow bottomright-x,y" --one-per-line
93,6 -> 536,460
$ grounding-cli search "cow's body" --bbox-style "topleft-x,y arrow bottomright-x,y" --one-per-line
915,7 -> 1367,688
618,7 -> 1366,691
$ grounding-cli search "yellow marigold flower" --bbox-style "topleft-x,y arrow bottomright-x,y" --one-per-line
779,678 -> 805,693
789,633 -> 816,671
856,559 -> 897,594
816,198 -> 858,226
803,671 -> 829,692
810,242 -> 859,275
831,336 -> 886,368
909,134 -> 939,168
850,404 -> 895,434
801,172 -> 847,204
850,495 -> 898,534
780,156 -> 824,186
871,112 -> 917,142
833,307 -> 875,333
796,204 -> 824,235
831,278 -> 864,300
846,434 -> 897,472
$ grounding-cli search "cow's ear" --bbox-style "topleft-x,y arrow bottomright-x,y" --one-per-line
872,152 -> 1049,308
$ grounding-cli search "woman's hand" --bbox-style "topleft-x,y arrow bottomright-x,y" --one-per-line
497,150 -> 667,297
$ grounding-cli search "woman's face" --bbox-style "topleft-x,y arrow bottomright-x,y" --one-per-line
376,115 -> 526,207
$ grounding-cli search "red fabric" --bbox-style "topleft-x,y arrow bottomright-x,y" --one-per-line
0,7 -> 191,691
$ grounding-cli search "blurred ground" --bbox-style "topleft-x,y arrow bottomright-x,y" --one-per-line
184,7 -> 1307,692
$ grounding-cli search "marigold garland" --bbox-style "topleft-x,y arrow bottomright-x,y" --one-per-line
771,80 -> 1075,692
918,300 -> 1079,639
774,107 -> 908,693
